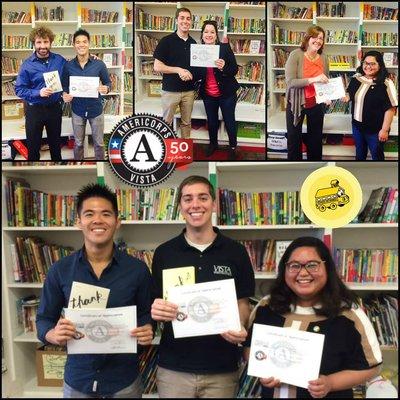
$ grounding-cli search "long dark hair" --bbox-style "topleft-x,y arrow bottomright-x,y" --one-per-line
200,20 -> 220,45
269,236 -> 358,317
356,50 -> 389,84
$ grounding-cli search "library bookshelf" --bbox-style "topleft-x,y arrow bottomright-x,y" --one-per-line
266,1 -> 398,160
1,161 -> 398,397
1,1 -> 133,160
134,1 -> 265,148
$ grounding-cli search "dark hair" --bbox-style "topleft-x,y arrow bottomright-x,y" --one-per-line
73,29 -> 90,43
200,20 -> 220,45
77,183 -> 118,217
177,175 -> 216,203
269,236 -> 358,317
300,25 -> 325,54
29,26 -> 55,44
356,50 -> 389,84
175,7 -> 191,19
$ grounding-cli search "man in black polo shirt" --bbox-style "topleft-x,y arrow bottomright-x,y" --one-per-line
153,7 -> 196,139
151,176 -> 255,398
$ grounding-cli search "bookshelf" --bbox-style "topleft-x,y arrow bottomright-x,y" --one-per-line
1,1 -> 133,160
267,1 -> 398,160
1,161 -> 398,397
134,2 -> 266,148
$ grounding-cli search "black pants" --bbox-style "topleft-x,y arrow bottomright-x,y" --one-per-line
25,102 -> 63,160
286,102 -> 325,161
203,93 -> 237,148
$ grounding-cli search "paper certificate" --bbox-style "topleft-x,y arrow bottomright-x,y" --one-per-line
169,278 -> 241,339
64,306 -> 137,354
314,77 -> 345,104
162,266 -> 195,300
68,281 -> 110,309
190,44 -> 220,68
43,71 -> 63,92
248,324 -> 325,388
69,76 -> 99,98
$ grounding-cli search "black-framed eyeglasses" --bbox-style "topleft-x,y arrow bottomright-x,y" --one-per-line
362,61 -> 378,67
285,260 -> 325,274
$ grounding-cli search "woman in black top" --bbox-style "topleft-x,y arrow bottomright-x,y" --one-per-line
346,51 -> 397,160
194,20 -> 239,159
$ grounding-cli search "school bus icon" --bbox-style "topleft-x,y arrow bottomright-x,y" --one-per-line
315,179 -> 350,212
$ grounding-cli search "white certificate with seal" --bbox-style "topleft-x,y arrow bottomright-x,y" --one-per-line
69,76 -> 99,98
314,77 -> 345,103
190,44 -> 220,67
169,278 -> 241,339
64,306 -> 137,354
248,324 -> 325,388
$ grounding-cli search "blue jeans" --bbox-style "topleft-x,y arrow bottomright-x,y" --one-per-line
203,94 -> 237,148
352,123 -> 384,160
63,376 -> 143,398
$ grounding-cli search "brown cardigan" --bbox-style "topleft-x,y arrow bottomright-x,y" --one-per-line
285,48 -> 329,126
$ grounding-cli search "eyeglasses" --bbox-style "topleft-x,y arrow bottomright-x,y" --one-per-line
362,62 -> 378,67
285,260 -> 325,274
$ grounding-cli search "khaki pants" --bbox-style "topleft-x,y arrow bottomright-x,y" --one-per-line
161,90 -> 195,138
156,366 -> 239,398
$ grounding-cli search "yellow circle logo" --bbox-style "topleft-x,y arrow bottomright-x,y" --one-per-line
300,166 -> 362,228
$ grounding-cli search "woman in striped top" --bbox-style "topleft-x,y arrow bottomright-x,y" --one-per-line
346,51 -> 398,160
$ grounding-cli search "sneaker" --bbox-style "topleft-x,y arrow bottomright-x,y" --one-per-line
205,145 -> 217,157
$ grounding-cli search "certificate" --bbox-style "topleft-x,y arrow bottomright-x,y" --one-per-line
190,44 -> 220,68
64,306 -> 137,354
314,77 -> 345,104
169,278 -> 241,339
69,76 -> 99,98
247,324 -> 325,388
43,71 -> 63,93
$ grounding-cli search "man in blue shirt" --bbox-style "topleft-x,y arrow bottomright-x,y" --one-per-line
62,29 -> 111,160
15,26 -> 65,160
36,183 -> 154,398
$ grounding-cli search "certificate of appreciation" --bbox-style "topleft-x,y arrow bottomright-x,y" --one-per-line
64,306 -> 137,354
69,76 -> 99,98
248,324 -> 325,388
169,279 -> 241,338
190,44 -> 220,67
314,77 -> 345,103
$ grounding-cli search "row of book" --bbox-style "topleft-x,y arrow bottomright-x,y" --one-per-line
274,74 -> 285,90
238,239 -> 279,273
237,61 -> 264,82
327,55 -> 357,68
334,248 -> 398,283
363,4 -> 398,21
126,8 -> 133,23
236,85 -> 264,105
11,236 -> 73,283
81,9 -> 119,23
16,295 -> 40,334
2,11 -> 31,23
35,6 -> 64,21
218,189 -> 311,226
2,35 -> 32,49
272,48 -> 290,68
2,78 -> 16,96
126,56 -> 133,69
103,95 -> 120,115
2,56 -> 24,74
137,33 -> 159,55
124,72 -> 133,92
357,187 -> 398,224
317,2 -> 346,18
191,14 -> 224,30
140,60 -> 161,77
271,25 -> 306,45
115,188 -> 183,221
361,32 -> 398,47
271,3 -> 312,19
326,30 -> 358,44
227,17 -> 265,33
325,99 -> 350,114
90,34 -> 118,48
92,52 -> 119,67
230,39 -> 265,54
139,345 -> 158,394
135,9 -> 175,31
109,73 -> 120,92
53,33 -> 73,47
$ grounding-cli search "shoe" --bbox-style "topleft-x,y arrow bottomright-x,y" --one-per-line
228,147 -> 237,160
205,145 -> 217,157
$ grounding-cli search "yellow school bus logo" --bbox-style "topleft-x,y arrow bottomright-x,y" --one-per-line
300,166 -> 362,228
315,179 -> 350,212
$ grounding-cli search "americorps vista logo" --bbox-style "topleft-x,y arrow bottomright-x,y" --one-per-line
107,114 -> 193,188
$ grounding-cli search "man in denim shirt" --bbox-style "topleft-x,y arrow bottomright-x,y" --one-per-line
15,26 -> 66,160
62,29 -> 111,160
36,183 -> 154,398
